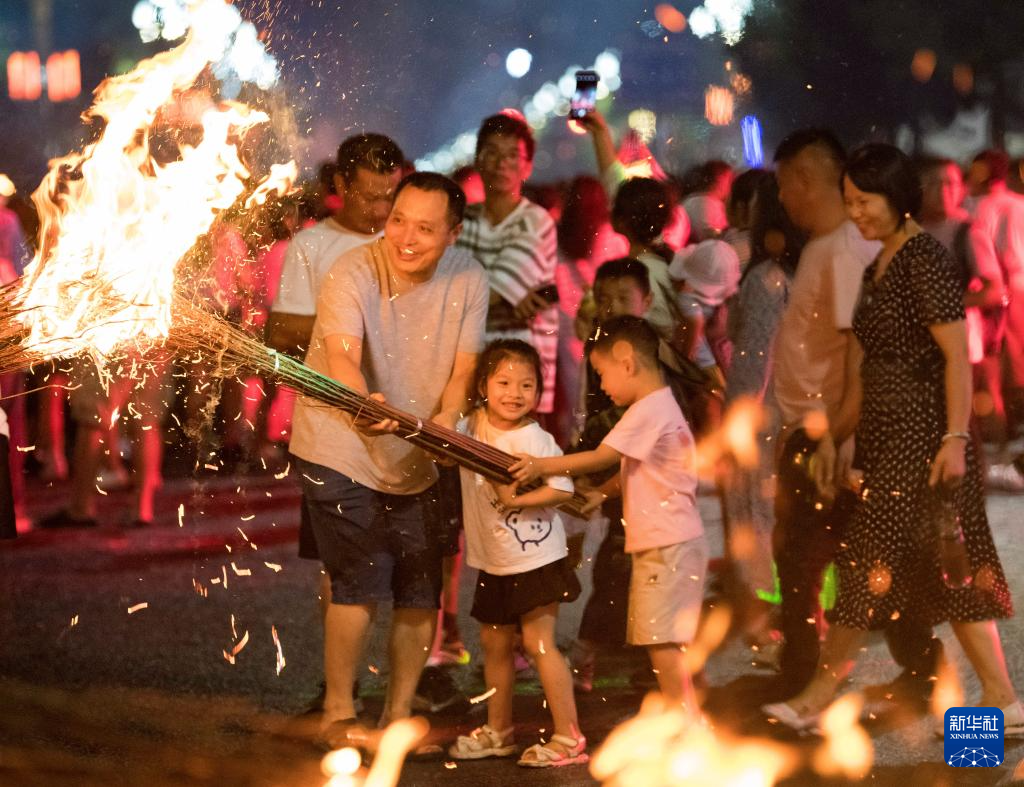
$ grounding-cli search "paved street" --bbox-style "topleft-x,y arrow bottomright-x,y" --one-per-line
2,459 -> 1024,786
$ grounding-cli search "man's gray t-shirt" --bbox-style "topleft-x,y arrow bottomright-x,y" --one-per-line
289,238 -> 489,495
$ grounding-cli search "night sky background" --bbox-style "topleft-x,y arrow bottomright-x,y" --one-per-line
1,0 -> 1009,191
0,0 -> 731,188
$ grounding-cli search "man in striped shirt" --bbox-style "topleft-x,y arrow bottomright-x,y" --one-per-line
457,113 -> 559,415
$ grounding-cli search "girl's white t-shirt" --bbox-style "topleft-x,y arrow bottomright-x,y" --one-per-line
457,412 -> 574,576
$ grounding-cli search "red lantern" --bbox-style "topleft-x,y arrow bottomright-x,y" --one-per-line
46,50 -> 81,102
704,85 -> 734,126
7,51 -> 42,101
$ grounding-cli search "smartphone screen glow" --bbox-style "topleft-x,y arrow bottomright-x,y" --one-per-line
569,71 -> 599,119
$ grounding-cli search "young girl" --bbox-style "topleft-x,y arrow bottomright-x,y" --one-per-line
448,339 -> 587,768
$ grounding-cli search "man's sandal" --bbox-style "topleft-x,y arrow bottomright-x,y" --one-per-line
448,725 -> 517,759
517,734 -> 588,768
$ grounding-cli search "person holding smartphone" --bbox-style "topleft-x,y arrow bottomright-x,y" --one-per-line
457,112 -> 560,420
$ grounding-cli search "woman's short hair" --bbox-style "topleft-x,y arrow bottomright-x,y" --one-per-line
844,143 -> 922,222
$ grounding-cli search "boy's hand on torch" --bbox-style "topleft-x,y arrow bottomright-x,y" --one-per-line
580,488 -> 607,516
509,453 -> 546,485
354,392 -> 401,437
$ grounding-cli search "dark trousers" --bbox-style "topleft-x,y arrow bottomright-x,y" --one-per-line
577,499 -> 631,646
0,435 -> 15,540
774,429 -> 942,694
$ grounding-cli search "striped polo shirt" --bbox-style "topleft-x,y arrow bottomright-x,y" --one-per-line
457,198 -> 559,413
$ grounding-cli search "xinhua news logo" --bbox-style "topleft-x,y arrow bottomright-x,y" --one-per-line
944,707 -> 1004,767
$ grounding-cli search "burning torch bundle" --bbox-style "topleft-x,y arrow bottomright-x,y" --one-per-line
0,1 -> 588,517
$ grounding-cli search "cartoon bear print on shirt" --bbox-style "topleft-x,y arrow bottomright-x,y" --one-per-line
504,508 -> 552,550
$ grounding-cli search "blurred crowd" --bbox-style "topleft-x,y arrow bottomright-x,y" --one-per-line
3,104 -> 1024,753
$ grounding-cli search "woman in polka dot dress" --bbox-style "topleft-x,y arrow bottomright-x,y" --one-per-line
764,144 -> 1021,732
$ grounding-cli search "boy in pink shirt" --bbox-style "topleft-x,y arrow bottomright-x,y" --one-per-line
511,315 -> 706,707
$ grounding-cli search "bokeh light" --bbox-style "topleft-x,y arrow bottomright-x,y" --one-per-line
416,49 -> 623,172
953,62 -> 974,95
730,71 -> 752,95
689,6 -> 718,38
911,48 -> 937,83
505,48 -> 533,78
741,115 -> 764,167
654,4 -> 688,33
628,109 -> 657,143
594,51 -> 621,81
704,85 -> 735,126
130,0 -> 278,95
688,0 -> 753,44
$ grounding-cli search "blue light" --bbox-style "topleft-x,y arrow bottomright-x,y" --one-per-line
742,115 -> 763,168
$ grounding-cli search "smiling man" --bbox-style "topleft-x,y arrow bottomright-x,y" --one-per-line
288,172 -> 488,747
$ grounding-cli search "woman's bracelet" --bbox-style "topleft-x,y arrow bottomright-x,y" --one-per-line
941,431 -> 970,443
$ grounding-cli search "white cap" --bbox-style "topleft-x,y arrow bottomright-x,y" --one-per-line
668,239 -> 740,307
0,175 -> 14,198
681,194 -> 727,241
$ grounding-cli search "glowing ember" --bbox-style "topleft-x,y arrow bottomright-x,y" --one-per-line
812,694 -> 873,781
722,397 -> 763,469
469,687 -> 497,704
271,625 -> 286,675
222,629 -> 249,665
321,747 -> 361,777
363,718 -> 429,787
931,658 -> 965,719
682,605 -> 731,677
801,410 -> 829,440
695,397 -> 762,478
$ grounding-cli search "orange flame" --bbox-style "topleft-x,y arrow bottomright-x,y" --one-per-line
696,396 -> 764,478
14,0 -> 294,368
930,658 -> 965,720
319,718 -> 429,787
812,694 -> 873,781
591,693 -> 798,786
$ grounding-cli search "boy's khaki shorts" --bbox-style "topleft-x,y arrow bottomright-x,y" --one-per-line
626,536 -> 708,646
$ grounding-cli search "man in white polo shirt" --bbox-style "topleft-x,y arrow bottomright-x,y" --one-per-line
268,133 -> 405,357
